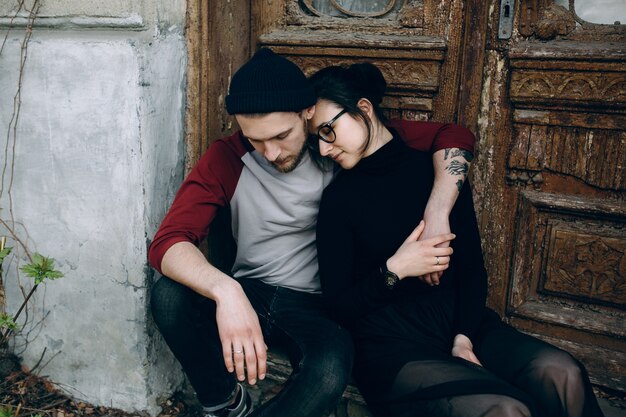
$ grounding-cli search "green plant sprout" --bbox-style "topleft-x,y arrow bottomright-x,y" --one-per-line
0,236 -> 64,347
0,313 -> 17,331
0,407 -> 41,417
0,236 -> 11,273
20,253 -> 64,285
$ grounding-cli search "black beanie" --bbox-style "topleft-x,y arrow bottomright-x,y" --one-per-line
225,48 -> 316,115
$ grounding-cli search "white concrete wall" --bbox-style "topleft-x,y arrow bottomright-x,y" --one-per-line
0,0 -> 186,413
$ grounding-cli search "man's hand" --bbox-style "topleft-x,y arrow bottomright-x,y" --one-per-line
387,221 -> 455,279
418,213 -> 451,286
451,334 -> 482,366
215,282 -> 267,385
160,242 -> 268,385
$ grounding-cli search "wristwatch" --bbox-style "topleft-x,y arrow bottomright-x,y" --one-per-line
381,264 -> 400,290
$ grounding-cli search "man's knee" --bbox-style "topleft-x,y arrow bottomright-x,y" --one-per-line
300,331 -> 354,395
150,276 -> 195,330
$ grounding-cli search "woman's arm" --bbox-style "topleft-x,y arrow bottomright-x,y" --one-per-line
385,221 -> 455,280
317,195 -> 453,327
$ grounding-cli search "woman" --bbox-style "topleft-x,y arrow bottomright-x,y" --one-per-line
310,63 -> 604,417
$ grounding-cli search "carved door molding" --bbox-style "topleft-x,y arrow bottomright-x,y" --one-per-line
257,1 -> 474,125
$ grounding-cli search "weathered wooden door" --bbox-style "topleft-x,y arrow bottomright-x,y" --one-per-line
186,0 -> 486,165
187,0 -> 625,391
473,0 -> 626,391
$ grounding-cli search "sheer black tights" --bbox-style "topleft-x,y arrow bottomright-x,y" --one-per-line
382,360 -> 531,417
381,349 -> 599,417
513,349 -> 587,417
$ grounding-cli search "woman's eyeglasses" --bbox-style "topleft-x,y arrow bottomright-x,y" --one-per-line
316,109 -> 347,143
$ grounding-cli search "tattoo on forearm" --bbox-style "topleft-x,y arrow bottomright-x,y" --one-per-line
443,148 -> 472,192
444,148 -> 474,162
446,160 -> 469,176
446,160 -> 469,193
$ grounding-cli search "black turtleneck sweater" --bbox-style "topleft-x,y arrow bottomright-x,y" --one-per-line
316,133 -> 488,343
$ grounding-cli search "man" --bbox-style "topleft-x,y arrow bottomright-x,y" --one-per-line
149,48 -> 475,417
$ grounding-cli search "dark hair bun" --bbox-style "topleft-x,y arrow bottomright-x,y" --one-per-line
348,62 -> 387,105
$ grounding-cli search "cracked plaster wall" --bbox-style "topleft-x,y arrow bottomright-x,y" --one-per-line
0,0 -> 187,414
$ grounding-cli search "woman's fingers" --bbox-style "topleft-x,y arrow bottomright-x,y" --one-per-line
396,230 -> 456,283
426,233 -> 455,247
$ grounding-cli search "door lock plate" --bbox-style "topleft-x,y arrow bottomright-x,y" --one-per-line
499,0 -> 515,39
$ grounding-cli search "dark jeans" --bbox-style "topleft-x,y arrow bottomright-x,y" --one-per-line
151,275 -> 354,417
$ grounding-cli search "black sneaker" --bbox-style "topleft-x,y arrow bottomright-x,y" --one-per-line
203,383 -> 252,417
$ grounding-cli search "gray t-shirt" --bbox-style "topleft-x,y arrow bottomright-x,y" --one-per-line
231,150 -> 334,293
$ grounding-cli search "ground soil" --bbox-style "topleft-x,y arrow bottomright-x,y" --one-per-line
1,354 -> 625,417
0,354 -> 202,417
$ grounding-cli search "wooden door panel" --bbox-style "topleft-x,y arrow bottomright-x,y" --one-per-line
503,186 -> 626,390
256,0 -> 468,123
508,116 -> 626,190
507,46 -> 626,192
481,0 -> 626,391
508,191 -> 625,332
259,37 -> 446,121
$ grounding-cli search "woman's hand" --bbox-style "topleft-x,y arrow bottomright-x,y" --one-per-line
386,220 -> 455,281
451,334 -> 482,366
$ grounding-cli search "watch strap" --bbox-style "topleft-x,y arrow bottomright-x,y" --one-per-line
380,264 -> 400,290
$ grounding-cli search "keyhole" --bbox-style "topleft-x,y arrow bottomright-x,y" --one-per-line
499,0 -> 514,39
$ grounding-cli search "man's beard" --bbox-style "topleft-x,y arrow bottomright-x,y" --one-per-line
270,119 -> 308,173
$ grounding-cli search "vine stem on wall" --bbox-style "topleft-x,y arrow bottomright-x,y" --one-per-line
2,0 -> 41,238
0,0 -> 41,347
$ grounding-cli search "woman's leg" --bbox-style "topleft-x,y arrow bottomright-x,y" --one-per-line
514,348 -> 589,417
421,394 -> 531,417
375,359 -> 534,417
476,311 -> 604,417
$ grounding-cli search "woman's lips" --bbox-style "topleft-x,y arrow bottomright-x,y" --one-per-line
330,151 -> 343,161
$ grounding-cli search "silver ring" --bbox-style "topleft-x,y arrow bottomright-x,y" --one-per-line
233,349 -> 243,354
435,256 -> 440,265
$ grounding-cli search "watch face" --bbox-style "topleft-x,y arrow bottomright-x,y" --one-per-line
385,273 -> 398,289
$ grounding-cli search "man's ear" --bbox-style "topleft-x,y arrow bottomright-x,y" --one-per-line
357,98 -> 374,118
304,104 -> 316,120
